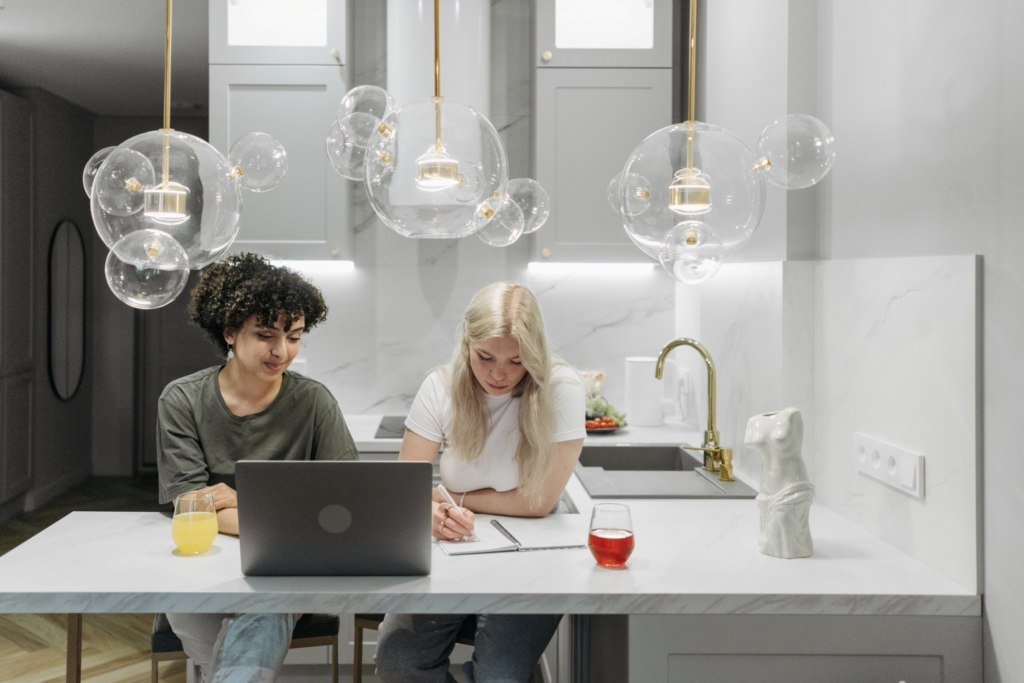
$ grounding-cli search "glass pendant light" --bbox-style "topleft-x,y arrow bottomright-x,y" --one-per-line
83,0 -> 287,309
326,0 -> 548,245
608,0 -> 836,284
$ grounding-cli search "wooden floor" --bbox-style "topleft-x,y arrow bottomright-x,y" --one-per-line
0,477 -> 186,682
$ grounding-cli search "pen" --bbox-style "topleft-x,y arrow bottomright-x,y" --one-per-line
437,484 -> 461,512
437,484 -> 474,541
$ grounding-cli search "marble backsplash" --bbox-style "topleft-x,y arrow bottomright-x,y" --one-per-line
293,247 -> 676,415
693,256 -> 979,591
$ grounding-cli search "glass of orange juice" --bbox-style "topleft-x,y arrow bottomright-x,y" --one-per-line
172,492 -> 218,555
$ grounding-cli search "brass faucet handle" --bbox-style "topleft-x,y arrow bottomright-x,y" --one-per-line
680,444 -> 722,472
718,448 -> 734,482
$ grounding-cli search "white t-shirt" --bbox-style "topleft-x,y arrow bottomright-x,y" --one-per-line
404,364 -> 586,494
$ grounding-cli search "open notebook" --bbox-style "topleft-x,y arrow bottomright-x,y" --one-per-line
438,514 -> 588,556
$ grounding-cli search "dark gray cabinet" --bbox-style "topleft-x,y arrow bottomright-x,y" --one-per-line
0,89 -> 33,504
209,64 -> 352,260
532,67 -> 672,262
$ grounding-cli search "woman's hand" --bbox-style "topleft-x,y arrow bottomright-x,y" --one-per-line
195,483 -> 238,510
431,500 -> 475,541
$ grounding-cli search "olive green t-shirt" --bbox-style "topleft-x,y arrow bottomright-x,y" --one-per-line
157,366 -> 359,504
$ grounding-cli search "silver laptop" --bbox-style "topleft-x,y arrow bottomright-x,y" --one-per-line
236,461 -> 433,576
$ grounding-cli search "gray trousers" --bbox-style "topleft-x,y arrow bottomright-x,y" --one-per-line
374,613 -> 562,683
166,613 -> 297,683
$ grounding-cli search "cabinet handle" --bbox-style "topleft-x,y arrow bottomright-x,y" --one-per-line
541,50 -> 553,62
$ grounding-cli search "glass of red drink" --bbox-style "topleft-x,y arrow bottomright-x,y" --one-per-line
588,503 -> 634,568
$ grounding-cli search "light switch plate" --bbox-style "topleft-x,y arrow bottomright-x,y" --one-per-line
853,432 -> 925,498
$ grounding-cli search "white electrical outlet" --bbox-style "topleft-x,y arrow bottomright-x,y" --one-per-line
853,432 -> 925,498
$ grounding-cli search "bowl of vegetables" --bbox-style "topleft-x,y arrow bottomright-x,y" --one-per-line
584,390 -> 627,434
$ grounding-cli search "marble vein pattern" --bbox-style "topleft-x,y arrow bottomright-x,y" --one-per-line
812,255 -> 978,591
696,256 -> 978,593
0,475 -> 978,617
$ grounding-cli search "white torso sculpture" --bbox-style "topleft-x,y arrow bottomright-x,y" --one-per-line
744,407 -> 815,559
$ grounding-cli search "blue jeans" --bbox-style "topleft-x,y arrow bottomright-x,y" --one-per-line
374,613 -> 562,683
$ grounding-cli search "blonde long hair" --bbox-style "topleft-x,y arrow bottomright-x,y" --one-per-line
446,282 -> 562,507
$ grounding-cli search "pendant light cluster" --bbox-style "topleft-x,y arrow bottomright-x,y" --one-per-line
325,0 -> 549,246
82,0 -> 288,309
608,0 -> 836,284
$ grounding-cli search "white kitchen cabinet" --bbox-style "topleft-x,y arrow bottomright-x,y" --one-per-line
532,67 -> 672,263
209,0 -> 346,66
535,0 -> 673,69
209,64 -> 352,261
623,614 -> 981,683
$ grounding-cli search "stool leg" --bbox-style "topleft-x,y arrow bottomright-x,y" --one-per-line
332,637 -> 339,683
353,624 -> 363,683
66,613 -> 83,683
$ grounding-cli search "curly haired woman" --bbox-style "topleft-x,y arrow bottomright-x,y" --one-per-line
157,253 -> 358,683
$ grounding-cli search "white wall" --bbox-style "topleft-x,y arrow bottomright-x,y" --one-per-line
817,3 -> 1023,679
699,1 -> 1021,678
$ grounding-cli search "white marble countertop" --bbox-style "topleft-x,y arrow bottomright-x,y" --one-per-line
0,475 -> 977,616
348,414 -> 704,453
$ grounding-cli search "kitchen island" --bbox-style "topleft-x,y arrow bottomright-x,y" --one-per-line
0,464 -> 979,681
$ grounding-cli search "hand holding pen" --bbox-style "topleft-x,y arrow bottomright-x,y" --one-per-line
433,484 -> 476,542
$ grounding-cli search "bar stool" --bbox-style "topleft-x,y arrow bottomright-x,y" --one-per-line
151,613 -> 340,683
353,614 -> 476,683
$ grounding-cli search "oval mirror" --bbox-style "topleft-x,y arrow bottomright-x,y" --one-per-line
49,219 -> 86,401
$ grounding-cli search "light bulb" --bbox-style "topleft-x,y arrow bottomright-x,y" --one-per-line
144,182 -> 190,225
668,168 -> 712,215
415,147 -> 460,192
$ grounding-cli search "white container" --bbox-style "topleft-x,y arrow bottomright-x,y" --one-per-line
624,357 -> 677,427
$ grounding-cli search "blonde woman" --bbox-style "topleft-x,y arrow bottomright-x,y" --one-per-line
374,282 -> 586,683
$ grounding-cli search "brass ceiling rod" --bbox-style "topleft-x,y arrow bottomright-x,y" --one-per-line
687,0 -> 697,123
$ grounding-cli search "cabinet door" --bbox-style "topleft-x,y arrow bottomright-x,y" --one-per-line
0,89 -> 33,378
1,373 -> 33,503
536,0 -> 673,68
209,65 -> 352,260
533,68 -> 672,263
209,0 -> 346,66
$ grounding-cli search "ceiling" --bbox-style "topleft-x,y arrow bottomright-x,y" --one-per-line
0,0 -> 209,117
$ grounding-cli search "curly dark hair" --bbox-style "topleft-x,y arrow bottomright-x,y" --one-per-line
189,253 -> 328,357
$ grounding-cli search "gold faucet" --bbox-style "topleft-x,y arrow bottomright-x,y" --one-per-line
655,338 -> 734,482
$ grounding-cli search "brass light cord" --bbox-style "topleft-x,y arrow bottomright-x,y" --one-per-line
433,0 -> 442,156
161,0 -> 173,189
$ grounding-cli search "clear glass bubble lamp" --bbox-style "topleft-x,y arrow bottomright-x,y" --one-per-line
83,0 -> 287,309
326,0 -> 549,246
608,0 -> 836,284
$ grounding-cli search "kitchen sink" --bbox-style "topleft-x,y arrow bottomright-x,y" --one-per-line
575,444 -> 757,499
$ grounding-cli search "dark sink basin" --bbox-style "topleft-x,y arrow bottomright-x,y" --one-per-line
575,444 -> 757,499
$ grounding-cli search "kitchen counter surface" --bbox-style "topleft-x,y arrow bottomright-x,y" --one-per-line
347,413 -> 704,453
0,473 -> 977,617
